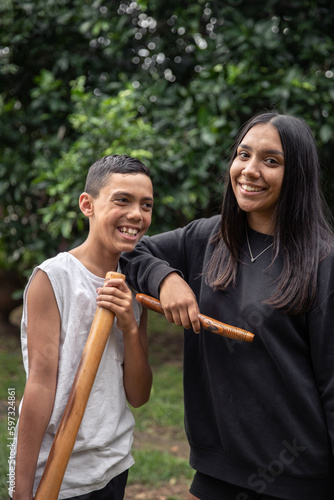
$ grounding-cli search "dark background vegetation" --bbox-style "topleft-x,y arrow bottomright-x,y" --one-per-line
1,2 -> 334,498
1,0 -> 334,285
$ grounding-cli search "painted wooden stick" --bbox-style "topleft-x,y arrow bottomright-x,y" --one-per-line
136,293 -> 254,343
35,271 -> 125,500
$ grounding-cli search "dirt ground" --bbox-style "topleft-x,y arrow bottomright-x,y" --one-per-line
125,481 -> 191,500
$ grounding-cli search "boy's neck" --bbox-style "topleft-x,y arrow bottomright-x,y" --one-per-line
69,242 -> 119,278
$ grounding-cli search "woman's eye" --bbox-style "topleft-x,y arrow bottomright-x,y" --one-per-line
266,158 -> 278,165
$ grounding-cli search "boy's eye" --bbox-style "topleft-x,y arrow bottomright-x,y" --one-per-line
142,202 -> 153,211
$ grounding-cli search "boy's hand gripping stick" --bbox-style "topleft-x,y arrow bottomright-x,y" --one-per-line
34,272 -> 125,500
136,293 -> 254,342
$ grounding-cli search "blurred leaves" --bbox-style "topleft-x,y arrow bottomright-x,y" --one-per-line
0,0 -> 334,276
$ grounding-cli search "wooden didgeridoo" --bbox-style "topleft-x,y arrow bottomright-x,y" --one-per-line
34,271 -> 125,500
136,293 -> 254,343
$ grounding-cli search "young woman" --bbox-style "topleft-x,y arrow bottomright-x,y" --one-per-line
121,112 -> 334,500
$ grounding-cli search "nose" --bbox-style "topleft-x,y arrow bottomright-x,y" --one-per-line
127,203 -> 143,221
242,157 -> 261,178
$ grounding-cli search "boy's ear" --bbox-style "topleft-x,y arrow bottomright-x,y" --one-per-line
79,192 -> 94,217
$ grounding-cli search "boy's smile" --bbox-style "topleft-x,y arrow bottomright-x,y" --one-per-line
118,226 -> 140,238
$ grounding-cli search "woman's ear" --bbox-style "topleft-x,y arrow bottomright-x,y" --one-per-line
79,192 -> 94,217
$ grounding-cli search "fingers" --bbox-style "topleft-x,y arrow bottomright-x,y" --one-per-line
103,278 -> 128,291
96,279 -> 131,311
96,279 -> 137,333
159,273 -> 201,333
164,299 -> 201,333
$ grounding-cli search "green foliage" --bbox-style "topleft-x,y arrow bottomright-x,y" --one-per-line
1,0 -> 334,277
0,335 -> 24,500
0,419 -> 11,499
37,78 -> 155,243
0,350 -> 25,400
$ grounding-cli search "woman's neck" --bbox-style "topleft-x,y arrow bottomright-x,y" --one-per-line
246,214 -> 274,235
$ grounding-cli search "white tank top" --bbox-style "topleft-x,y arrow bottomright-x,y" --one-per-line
19,252 -> 140,498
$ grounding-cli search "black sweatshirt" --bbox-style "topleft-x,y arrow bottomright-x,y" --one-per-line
121,216 -> 334,499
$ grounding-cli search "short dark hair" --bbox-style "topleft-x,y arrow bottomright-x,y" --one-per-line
85,155 -> 151,198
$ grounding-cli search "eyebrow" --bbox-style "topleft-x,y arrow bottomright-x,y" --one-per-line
238,144 -> 284,156
112,190 -> 154,202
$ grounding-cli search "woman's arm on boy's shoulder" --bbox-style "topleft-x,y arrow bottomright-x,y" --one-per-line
121,216 -> 220,300
120,231 -> 186,299
13,270 -> 60,500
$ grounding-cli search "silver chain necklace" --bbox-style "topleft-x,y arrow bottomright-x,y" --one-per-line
245,226 -> 273,263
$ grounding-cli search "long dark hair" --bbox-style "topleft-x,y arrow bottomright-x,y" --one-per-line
206,112 -> 333,314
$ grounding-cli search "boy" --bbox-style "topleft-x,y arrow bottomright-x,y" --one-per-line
12,155 -> 154,500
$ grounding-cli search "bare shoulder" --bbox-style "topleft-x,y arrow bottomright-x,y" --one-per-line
27,269 -> 60,330
27,268 -> 57,307
26,269 -> 60,376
